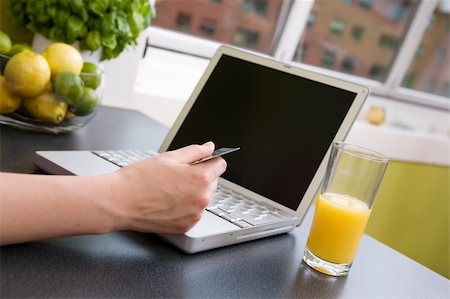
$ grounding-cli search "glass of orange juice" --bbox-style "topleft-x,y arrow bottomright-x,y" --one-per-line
303,142 -> 388,276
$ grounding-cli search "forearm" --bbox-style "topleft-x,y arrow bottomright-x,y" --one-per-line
0,172 -> 116,245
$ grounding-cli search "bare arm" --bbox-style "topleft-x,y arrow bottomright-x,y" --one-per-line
0,142 -> 226,245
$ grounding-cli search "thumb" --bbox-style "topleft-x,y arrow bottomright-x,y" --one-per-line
171,141 -> 215,164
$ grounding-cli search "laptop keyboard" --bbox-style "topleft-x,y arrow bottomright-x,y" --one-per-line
93,150 -> 156,167
207,185 -> 293,227
93,150 -> 294,228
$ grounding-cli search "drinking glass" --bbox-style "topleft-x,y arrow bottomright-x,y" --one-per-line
303,142 -> 388,276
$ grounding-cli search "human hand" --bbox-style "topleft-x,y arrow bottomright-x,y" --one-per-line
104,142 -> 227,234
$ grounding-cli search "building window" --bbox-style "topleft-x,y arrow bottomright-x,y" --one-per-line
341,57 -> 355,73
175,12 -> 191,32
378,34 -> 399,51
330,19 -> 346,37
321,51 -> 335,68
307,12 -> 316,28
294,43 -> 308,61
414,44 -> 425,60
359,0 -> 373,10
434,48 -> 446,64
351,25 -> 365,42
153,0 -> 284,54
233,27 -> 260,49
295,0 -> 417,83
369,64 -> 386,81
388,2 -> 409,21
241,0 -> 268,16
427,15 -> 436,29
402,73 -> 416,88
199,19 -> 216,37
442,82 -> 450,97
401,6 -> 450,97
427,79 -> 437,93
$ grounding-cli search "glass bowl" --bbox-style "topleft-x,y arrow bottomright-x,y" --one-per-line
0,53 -> 104,134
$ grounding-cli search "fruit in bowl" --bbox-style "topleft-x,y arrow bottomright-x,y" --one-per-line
0,31 -> 103,133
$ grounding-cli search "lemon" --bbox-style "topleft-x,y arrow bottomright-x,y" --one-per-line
4,50 -> 51,98
0,31 -> 12,55
0,75 -> 21,114
42,43 -> 83,76
23,92 -> 68,124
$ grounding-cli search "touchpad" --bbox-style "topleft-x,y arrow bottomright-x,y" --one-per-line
185,210 -> 240,238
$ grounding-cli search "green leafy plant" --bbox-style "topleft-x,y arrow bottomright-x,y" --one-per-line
9,0 -> 155,60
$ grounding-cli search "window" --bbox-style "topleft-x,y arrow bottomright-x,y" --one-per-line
293,0 -> 416,83
351,25 -> 365,42
321,51 -> 336,68
378,34 -> 399,50
401,6 -> 450,97
442,82 -> 450,97
403,73 -> 416,88
153,0 -> 286,54
369,64 -> 386,81
175,12 -> 191,32
388,2 -> 411,21
241,0 -> 269,15
427,79 -> 437,93
341,57 -> 355,73
147,0 -> 447,108
233,27 -> 260,49
199,19 -> 216,37
294,43 -> 308,61
307,12 -> 316,28
330,19 -> 346,36
359,0 -> 373,10
414,45 -> 425,59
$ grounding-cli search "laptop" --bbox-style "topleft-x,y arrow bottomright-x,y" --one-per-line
35,45 -> 369,253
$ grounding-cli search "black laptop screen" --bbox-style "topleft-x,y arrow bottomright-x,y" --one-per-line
168,54 -> 357,210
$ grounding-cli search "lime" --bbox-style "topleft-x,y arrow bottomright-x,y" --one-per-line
4,50 -> 51,98
52,72 -> 83,105
42,43 -> 83,76
79,62 -> 102,89
7,44 -> 32,57
70,87 -> 99,116
0,31 -> 12,55
23,91 -> 68,124
0,75 -> 21,114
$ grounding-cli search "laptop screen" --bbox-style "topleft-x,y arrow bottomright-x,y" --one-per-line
168,54 -> 357,210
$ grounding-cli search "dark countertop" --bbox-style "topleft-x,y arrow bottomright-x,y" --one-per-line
1,106 -> 448,298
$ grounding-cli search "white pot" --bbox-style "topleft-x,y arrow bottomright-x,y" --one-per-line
32,33 -> 104,66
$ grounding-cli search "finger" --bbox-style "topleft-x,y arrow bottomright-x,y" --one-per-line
171,142 -> 215,164
198,157 -> 227,180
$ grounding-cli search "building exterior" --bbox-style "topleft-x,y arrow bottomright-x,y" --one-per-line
152,0 -> 449,97
153,0 -> 283,53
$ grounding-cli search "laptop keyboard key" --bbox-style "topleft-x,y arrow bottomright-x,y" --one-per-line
206,185 -> 294,227
93,150 -> 156,168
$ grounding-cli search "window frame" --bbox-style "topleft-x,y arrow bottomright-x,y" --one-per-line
147,0 -> 448,110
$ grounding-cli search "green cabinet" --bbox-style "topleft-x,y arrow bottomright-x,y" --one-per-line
366,161 -> 449,278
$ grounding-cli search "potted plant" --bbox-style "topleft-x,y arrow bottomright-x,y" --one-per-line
8,0 -> 155,61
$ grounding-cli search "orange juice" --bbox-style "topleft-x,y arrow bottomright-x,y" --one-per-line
306,193 -> 371,264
